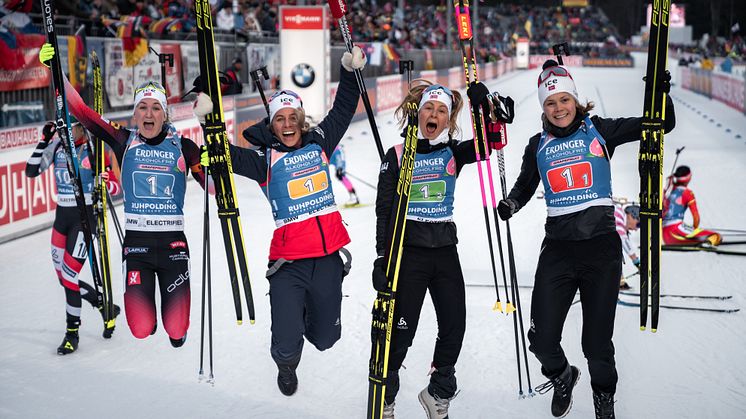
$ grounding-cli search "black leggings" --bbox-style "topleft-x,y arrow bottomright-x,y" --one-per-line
528,232 -> 622,393
386,245 -> 466,401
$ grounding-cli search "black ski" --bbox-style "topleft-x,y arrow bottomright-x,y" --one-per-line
367,103 -> 418,419
619,291 -> 732,300
195,0 -> 255,325
618,299 -> 739,314
88,50 -> 115,329
638,0 -> 671,332
662,245 -> 746,256
41,0 -> 103,309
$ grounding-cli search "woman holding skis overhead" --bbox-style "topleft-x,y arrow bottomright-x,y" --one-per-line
372,80 -> 507,418
39,44 -> 209,349
194,46 -> 366,397
25,118 -> 121,355
497,60 -> 675,418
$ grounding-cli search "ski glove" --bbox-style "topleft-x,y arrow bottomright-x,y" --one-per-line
466,82 -> 490,107
341,46 -> 366,72
485,121 -> 505,151
497,198 -> 520,221
643,70 -> 671,94
632,257 -> 641,270
39,43 -> 55,67
193,92 -> 213,124
372,256 -> 388,292
200,145 -> 210,167
42,121 -> 56,142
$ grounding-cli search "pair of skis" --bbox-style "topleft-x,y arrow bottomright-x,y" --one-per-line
194,0 -> 255,382
638,0 -> 671,332
454,0 -> 532,398
41,0 -> 117,325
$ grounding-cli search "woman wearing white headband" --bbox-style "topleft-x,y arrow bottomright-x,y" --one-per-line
39,44 -> 209,350
497,60 -> 676,418
194,45 -> 366,396
372,80 -> 506,418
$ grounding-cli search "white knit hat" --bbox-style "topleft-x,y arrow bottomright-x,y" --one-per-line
419,84 -> 453,114
537,65 -> 579,107
134,81 -> 168,113
269,90 -> 303,121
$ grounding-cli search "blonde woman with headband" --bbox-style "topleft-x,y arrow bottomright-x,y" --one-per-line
39,44 -> 210,349
373,80 -> 505,418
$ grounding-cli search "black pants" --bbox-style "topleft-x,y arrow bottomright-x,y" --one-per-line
528,232 -> 621,394
386,245 -> 466,402
122,231 -> 191,341
267,252 -> 344,365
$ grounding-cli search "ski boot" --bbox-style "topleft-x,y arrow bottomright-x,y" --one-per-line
99,304 -> 121,339
344,192 -> 360,208
593,390 -> 615,419
382,402 -> 395,419
169,332 -> 187,348
57,327 -> 79,355
276,357 -> 300,396
535,364 -> 580,418
418,387 -> 458,419
418,365 -> 458,419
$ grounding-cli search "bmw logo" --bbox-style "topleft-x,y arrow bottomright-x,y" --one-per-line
291,63 -> 315,88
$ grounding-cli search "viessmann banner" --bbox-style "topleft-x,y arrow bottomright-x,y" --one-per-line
279,6 -> 329,124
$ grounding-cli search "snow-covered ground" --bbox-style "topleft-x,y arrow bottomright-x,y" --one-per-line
1,63 -> 745,419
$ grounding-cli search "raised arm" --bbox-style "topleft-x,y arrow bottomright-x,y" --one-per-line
315,67 -> 361,156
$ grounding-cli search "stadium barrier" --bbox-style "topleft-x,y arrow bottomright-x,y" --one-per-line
679,67 -> 746,114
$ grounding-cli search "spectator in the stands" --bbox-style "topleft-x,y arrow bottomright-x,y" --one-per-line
216,3 -> 233,32
223,57 -> 243,95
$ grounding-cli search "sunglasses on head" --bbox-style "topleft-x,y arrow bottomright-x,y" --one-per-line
135,81 -> 166,95
270,90 -> 302,101
423,84 -> 453,98
537,66 -> 572,86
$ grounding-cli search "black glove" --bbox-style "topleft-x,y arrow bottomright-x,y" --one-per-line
466,82 -> 490,107
336,167 -> 344,180
497,198 -> 519,221
372,256 -> 389,292
42,121 -> 56,142
632,257 -> 641,271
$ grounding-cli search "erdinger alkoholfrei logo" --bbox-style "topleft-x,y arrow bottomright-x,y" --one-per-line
291,63 -> 315,88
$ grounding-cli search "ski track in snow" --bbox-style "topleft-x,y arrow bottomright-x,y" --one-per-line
1,65 -> 745,418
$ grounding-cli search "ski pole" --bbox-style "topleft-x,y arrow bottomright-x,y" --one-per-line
149,46 -> 174,95
199,165 -> 215,384
345,171 -> 377,190
327,0 -> 385,160
249,66 -> 270,116
105,191 -> 124,248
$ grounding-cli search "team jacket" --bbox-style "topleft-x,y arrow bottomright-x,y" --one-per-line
375,137 -> 479,256
663,186 -> 696,227
62,76 -> 206,233
507,96 -> 676,241
229,66 -> 360,261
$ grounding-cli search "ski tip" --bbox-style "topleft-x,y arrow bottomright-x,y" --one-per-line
651,328 -> 658,333
640,326 -> 646,331
249,319 -> 256,325
237,320 -> 243,325
493,301 -> 502,312
505,303 -> 517,314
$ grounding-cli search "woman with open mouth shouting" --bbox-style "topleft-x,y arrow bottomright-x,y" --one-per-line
194,45 -> 366,397
371,80 -> 508,418
39,44 -> 208,350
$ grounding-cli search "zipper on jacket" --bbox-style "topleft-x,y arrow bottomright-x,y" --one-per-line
315,216 -> 328,255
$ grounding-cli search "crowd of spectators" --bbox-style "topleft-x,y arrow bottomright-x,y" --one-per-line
7,0 -> 631,60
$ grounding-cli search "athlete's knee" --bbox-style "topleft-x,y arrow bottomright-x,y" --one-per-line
307,327 -> 341,351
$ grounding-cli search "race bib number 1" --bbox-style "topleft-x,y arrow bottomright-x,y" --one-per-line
287,171 -> 329,200
546,162 -> 593,193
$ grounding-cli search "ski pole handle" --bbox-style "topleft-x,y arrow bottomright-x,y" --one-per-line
551,42 -> 569,66
250,66 -> 270,117
399,60 -> 414,87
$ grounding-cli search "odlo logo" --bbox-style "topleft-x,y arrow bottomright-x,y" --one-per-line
167,271 -> 189,293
